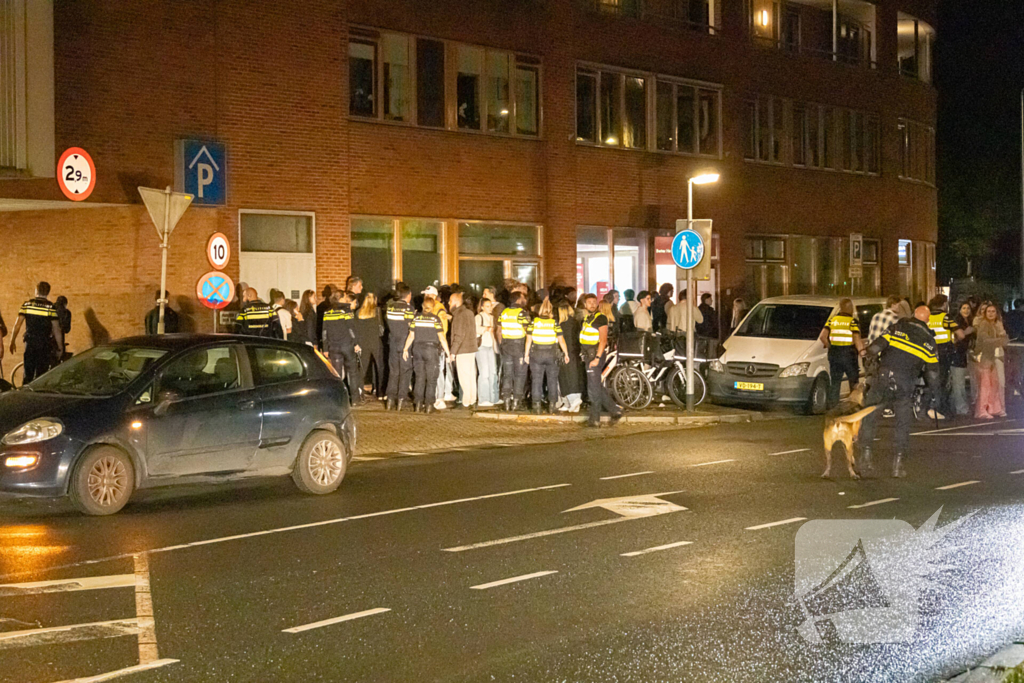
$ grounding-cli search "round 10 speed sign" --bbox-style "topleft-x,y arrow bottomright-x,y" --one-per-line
206,232 -> 231,270
57,147 -> 96,201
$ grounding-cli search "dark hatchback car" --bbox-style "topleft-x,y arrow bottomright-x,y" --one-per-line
0,335 -> 355,515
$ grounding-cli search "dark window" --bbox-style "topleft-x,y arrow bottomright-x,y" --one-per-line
158,346 -> 242,398
698,89 -> 718,155
349,41 -> 376,117
623,76 -> 646,148
656,81 -> 674,151
515,65 -> 539,136
416,39 -> 445,128
599,72 -> 621,145
576,71 -> 597,142
457,46 -> 483,130
792,104 -> 807,166
350,219 -> 394,298
735,304 -> 832,341
252,347 -> 305,386
677,87 -> 696,154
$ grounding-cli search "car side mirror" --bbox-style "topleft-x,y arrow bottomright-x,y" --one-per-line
153,390 -> 182,416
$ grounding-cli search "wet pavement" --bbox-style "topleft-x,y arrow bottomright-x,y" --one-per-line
1,414 -> 1023,682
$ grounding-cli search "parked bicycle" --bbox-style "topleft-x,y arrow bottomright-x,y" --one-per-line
605,332 -> 707,410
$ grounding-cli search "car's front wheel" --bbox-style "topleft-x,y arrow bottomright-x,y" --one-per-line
69,446 -> 135,516
807,374 -> 830,415
291,430 -> 347,495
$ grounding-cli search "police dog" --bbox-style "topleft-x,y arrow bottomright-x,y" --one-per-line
822,385 -> 876,479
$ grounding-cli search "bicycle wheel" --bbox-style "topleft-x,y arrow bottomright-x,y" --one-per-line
611,365 -> 653,409
667,365 -> 708,408
10,363 -> 24,388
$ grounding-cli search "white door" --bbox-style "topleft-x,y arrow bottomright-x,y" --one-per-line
240,252 -> 316,302
238,212 -> 316,302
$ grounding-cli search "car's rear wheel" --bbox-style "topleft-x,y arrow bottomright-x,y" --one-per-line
69,446 -> 135,516
807,374 -> 830,415
291,430 -> 347,495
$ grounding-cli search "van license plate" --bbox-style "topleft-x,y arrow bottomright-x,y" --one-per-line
734,381 -> 764,391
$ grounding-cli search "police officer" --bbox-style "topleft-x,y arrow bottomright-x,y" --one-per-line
9,282 -> 63,383
524,298 -> 570,414
497,293 -> 531,412
237,288 -> 283,338
322,291 -> 362,404
925,294 -> 958,420
579,293 -> 622,428
858,305 -> 939,478
402,295 -> 451,414
385,283 -> 415,411
818,298 -> 863,408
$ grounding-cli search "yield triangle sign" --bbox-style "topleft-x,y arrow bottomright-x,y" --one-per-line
139,186 -> 193,239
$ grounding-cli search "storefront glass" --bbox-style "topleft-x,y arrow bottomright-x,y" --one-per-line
400,220 -> 442,293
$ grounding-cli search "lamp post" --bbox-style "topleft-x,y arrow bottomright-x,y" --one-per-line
686,172 -> 720,412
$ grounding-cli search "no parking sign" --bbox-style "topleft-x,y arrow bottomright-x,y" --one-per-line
196,271 -> 235,310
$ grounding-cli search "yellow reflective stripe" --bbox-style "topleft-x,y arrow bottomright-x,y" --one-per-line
580,315 -> 601,345
887,337 -> 938,363
529,319 -> 559,345
928,314 -> 951,343
500,308 -> 526,339
323,311 -> 352,321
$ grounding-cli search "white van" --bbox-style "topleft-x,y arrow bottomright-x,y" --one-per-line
707,295 -> 886,414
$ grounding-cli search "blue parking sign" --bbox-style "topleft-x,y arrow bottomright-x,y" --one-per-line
175,140 -> 226,206
672,230 -> 705,269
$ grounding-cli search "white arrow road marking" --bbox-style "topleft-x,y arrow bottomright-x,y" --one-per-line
599,471 -> 654,480
768,448 -> 810,456
284,608 -> 391,633
471,571 -> 558,590
49,659 -> 179,683
621,541 -> 693,557
0,619 -> 140,650
847,497 -> 899,509
935,480 -> 981,491
0,574 -> 134,597
745,517 -> 807,531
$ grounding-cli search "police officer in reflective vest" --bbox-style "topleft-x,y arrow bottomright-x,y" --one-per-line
402,295 -> 451,413
580,293 -> 622,428
925,294 -> 959,420
237,288 -> 283,338
9,281 -> 63,383
497,293 -> 531,412
858,305 -> 939,478
323,291 -> 362,404
384,283 -> 415,411
818,298 -> 862,409
524,298 -> 570,414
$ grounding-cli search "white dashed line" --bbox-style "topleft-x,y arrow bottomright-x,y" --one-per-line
0,574 -> 135,597
48,659 -> 179,682
621,541 -> 693,557
283,608 -> 391,633
690,459 -> 735,467
847,497 -> 899,509
470,571 -> 558,590
912,420 -> 1015,436
768,448 -> 810,456
599,471 -> 655,480
745,517 -> 807,531
444,518 -> 628,552
935,480 -> 981,491
1011,469 -> 1024,475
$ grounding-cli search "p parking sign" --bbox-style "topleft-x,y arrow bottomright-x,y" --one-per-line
175,140 -> 226,206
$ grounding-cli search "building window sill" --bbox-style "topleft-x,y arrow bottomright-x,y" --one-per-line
349,115 -> 541,141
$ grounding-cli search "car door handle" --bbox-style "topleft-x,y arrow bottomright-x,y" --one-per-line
237,400 -> 258,411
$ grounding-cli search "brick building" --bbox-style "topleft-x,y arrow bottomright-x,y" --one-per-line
0,0 -> 936,372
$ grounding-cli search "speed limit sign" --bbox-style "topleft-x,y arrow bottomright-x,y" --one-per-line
57,147 -> 96,201
206,232 -> 231,270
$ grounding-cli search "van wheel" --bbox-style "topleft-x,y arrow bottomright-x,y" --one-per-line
806,375 -> 829,415
291,430 -> 347,495
69,446 -> 135,516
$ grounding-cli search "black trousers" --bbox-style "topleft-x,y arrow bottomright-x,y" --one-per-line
413,344 -> 440,404
500,339 -> 528,401
585,352 -> 620,425
386,343 -> 412,401
827,347 -> 860,408
359,342 -> 383,396
860,368 -> 915,455
23,342 -> 53,383
530,348 -> 559,406
925,346 -> 951,416
329,347 -> 361,403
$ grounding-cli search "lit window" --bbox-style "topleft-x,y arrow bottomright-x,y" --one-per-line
382,34 -> 410,121
457,45 -> 483,130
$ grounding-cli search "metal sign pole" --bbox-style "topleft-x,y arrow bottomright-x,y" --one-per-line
157,186 -> 171,335
686,180 -> 696,413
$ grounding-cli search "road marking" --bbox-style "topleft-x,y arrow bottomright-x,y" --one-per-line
599,471 -> 654,480
50,659 -> 179,683
0,574 -> 134,597
0,618 -> 140,650
745,517 -> 807,531
621,541 -> 693,557
563,492 -> 687,517
283,608 -> 391,633
470,571 -> 558,590
444,518 -> 629,552
689,459 -> 735,467
912,419 -> 1015,436
935,480 -> 981,491
134,553 -> 159,665
0,483 -> 573,581
768,448 -> 810,456
847,498 -> 899,509
1011,469 -> 1024,475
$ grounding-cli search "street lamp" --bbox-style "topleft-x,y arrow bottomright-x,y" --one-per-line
685,172 -> 720,412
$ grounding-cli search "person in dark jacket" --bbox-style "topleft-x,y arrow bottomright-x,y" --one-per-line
353,293 -> 384,399
557,299 -> 583,412
323,291 -> 362,404
237,288 -> 282,338
145,290 -> 179,335
651,283 -> 674,332
315,284 -> 336,348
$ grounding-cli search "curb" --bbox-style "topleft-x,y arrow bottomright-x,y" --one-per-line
943,642 -> 1024,682
470,410 -> 792,426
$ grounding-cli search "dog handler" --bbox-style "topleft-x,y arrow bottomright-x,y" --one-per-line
857,305 -> 939,478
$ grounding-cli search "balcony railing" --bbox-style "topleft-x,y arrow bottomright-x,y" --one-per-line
584,0 -> 721,35
749,0 -> 877,69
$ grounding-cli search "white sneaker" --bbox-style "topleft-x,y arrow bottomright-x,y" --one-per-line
434,399 -> 447,410
443,394 -> 457,402
568,398 -> 582,413
477,401 -> 495,408
926,409 -> 946,420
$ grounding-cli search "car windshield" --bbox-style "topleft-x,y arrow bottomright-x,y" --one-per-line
27,346 -> 169,396
734,304 -> 832,340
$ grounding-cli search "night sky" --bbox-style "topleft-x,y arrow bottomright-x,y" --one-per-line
936,0 -> 1024,287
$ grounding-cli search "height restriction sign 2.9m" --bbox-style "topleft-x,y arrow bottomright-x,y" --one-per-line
57,147 -> 96,201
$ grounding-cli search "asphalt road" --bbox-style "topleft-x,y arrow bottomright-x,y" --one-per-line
2,414 -> 1023,683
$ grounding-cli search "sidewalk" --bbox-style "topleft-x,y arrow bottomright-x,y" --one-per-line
351,400 -> 792,458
